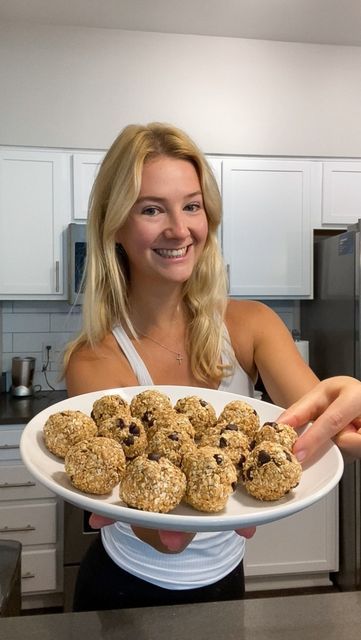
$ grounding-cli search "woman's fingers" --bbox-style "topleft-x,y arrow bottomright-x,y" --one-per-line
235,526 -> 257,539
158,530 -> 196,552
88,513 -> 115,529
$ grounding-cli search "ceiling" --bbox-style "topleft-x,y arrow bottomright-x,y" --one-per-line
0,0 -> 361,46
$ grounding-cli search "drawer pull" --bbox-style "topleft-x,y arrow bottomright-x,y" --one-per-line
0,481 -> 36,488
0,524 -> 36,533
22,572 -> 36,579
0,444 -> 19,450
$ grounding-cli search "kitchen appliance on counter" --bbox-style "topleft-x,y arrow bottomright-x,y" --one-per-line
11,357 -> 36,397
301,220 -> 361,590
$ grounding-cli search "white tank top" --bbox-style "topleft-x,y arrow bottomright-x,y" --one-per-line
101,324 -> 254,590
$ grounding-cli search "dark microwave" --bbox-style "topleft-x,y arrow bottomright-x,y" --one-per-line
68,223 -> 87,305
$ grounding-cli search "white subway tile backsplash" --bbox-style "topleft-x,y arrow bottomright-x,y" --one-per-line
50,311 -> 82,333
2,333 -> 12,353
12,301 -> 73,314
3,312 -> 50,333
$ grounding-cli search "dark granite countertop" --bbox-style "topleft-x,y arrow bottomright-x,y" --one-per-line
1,592 -> 361,640
0,391 -> 68,425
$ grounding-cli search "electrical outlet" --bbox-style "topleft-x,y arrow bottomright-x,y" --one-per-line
42,343 -> 55,366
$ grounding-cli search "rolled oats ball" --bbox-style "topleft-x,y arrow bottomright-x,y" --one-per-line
65,437 -> 126,495
181,446 -> 237,512
43,410 -> 98,458
120,453 -> 186,513
97,415 -> 148,459
147,410 -> 196,440
217,400 -> 260,439
91,395 -> 130,426
174,396 -> 217,438
147,428 -> 196,467
252,421 -> 298,451
130,390 -> 173,429
242,441 -> 302,501
198,423 -> 250,475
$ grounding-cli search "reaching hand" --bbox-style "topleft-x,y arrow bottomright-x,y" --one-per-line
278,376 -> 361,463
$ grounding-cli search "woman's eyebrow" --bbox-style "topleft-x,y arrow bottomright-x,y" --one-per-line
135,191 -> 203,204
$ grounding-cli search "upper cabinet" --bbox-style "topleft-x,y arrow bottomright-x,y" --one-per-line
0,149 -> 71,299
72,152 -> 104,220
321,161 -> 361,227
221,159 -> 313,298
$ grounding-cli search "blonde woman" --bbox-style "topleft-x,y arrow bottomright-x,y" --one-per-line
65,122 -> 361,611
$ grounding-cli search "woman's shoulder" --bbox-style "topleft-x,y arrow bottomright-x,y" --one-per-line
225,298 -> 277,325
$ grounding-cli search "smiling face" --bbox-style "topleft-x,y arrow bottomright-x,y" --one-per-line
116,156 -> 209,288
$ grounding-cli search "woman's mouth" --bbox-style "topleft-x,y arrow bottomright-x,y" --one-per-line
153,247 -> 189,258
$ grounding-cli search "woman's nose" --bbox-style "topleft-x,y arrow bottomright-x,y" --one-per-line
163,211 -> 189,238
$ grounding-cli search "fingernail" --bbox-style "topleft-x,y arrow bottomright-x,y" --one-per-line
295,449 -> 306,462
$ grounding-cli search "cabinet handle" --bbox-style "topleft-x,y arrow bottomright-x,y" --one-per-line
55,260 -> 60,292
22,572 -> 36,579
0,524 -> 36,533
0,444 -> 19,450
0,481 -> 36,489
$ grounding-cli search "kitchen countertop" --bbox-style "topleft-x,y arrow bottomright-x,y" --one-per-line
0,592 -> 360,640
0,391 -> 68,424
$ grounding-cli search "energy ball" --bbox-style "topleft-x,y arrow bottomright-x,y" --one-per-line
147,428 -> 196,467
97,415 -> 148,459
120,453 -> 186,513
242,442 -> 302,501
147,410 -> 196,440
182,446 -> 237,512
65,437 -> 126,494
130,390 -> 173,428
43,410 -> 98,458
91,395 -> 130,425
198,423 -> 250,474
174,396 -> 217,438
252,421 -> 298,451
217,400 -> 260,439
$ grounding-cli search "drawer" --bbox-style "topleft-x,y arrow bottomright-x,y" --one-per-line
21,548 -> 57,594
0,501 -> 57,545
0,463 -> 55,501
0,428 -> 22,461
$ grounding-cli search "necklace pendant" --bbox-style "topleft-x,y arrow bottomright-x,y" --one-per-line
176,353 -> 183,365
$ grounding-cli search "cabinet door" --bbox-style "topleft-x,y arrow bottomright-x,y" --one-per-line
322,161 -> 361,225
222,159 -> 313,298
0,149 -> 70,297
72,152 -> 104,219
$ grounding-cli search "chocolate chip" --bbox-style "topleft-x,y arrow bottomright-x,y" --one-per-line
123,436 -> 134,446
258,450 -> 271,466
116,418 -> 126,428
168,433 -> 179,441
284,450 -> 292,461
148,453 -> 161,461
249,439 -> 256,450
199,400 -> 208,407
253,409 -> 258,415
143,411 -> 154,426
129,423 -> 140,435
263,421 -> 277,429
213,454 -> 223,465
219,436 -> 228,448
222,423 -> 238,432
246,468 -> 254,481
237,454 -> 246,468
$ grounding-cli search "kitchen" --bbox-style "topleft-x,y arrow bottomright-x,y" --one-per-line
1,1 -> 361,636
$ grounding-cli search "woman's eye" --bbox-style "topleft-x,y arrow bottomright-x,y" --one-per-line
184,202 -> 201,213
142,206 -> 159,216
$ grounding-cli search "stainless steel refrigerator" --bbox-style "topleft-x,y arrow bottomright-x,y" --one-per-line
300,221 -> 361,590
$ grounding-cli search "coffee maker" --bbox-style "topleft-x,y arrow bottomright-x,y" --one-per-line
11,357 -> 36,397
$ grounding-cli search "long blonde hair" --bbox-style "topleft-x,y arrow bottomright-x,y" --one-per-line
64,122 -> 230,382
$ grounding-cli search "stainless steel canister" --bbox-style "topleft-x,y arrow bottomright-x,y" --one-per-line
11,357 -> 36,397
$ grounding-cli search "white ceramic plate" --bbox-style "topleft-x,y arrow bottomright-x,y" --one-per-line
20,386 -> 344,532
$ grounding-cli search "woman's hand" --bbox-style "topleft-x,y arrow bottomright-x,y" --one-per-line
278,376 -> 361,463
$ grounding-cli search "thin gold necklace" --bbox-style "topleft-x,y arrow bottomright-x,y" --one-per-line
137,330 -> 184,365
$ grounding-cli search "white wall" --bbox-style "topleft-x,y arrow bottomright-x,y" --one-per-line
0,22 -> 361,156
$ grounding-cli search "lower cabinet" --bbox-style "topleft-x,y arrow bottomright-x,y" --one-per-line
0,424 -> 62,608
244,488 -> 338,591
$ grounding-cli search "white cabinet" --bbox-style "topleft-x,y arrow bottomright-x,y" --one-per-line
0,149 -> 71,300
72,152 -> 104,220
221,159 -> 313,298
0,424 -> 62,603
244,489 -> 338,591
321,161 -> 361,226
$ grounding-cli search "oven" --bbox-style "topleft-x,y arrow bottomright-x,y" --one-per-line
63,501 -> 99,612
